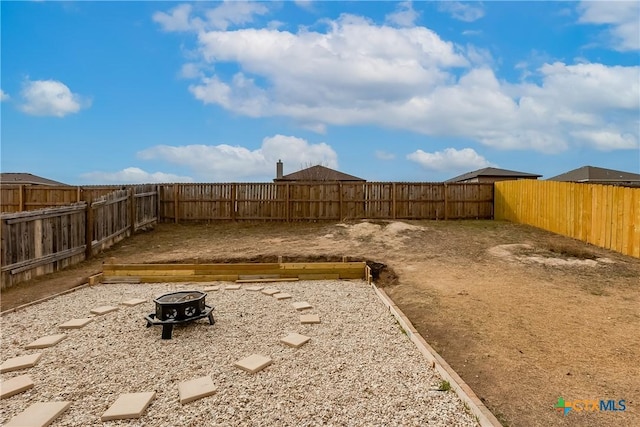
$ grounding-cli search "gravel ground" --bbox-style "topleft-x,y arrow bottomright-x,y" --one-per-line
1,280 -> 479,426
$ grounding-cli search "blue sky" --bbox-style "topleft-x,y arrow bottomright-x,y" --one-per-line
1,1 -> 639,184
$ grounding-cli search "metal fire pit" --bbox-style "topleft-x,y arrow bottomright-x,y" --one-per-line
145,290 -> 215,339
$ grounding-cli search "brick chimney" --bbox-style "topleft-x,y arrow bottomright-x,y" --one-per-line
276,160 -> 283,179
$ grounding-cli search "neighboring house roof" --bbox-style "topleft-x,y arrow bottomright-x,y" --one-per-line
0,173 -> 68,186
445,167 -> 542,183
547,166 -> 640,183
275,165 -> 365,182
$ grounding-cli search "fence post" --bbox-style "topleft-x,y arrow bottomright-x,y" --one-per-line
339,183 -> 343,220
19,185 -> 25,211
493,183 -> 497,219
85,194 -> 94,259
286,183 -> 290,222
231,183 -> 236,221
392,183 -> 397,219
174,184 -> 179,224
444,183 -> 449,220
156,184 -> 161,223
129,187 -> 136,233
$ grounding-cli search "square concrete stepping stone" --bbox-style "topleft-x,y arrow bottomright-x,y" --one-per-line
225,284 -> 241,290
59,318 -> 93,329
300,314 -> 321,324
90,305 -> 118,315
280,333 -> 311,348
261,288 -> 279,296
178,376 -> 216,404
101,391 -> 156,421
1,353 -> 43,373
292,301 -> 312,311
1,375 -> 34,399
204,286 -> 219,292
273,293 -> 292,300
233,354 -> 273,374
4,401 -> 71,427
245,286 -> 264,291
25,334 -> 66,349
122,298 -> 146,307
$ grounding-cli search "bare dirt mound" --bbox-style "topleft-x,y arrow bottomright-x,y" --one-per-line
488,243 -> 615,267
333,221 -> 427,248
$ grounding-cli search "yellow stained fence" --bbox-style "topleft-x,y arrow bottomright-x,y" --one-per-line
495,180 -> 640,258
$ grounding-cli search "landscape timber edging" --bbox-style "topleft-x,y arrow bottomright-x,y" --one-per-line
371,283 -> 503,427
0,281 -> 96,317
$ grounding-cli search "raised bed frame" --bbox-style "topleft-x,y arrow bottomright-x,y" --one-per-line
101,261 -> 367,283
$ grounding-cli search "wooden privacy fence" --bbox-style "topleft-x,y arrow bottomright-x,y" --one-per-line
0,185 -> 130,213
494,180 -> 640,258
1,181 -> 490,288
159,182 -> 494,222
1,185 -> 158,289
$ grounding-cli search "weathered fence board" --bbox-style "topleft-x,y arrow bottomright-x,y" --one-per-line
0,185 -> 134,213
1,185 -> 159,289
1,203 -> 86,288
158,182 -> 494,222
134,184 -> 159,228
91,189 -> 130,253
494,180 -> 639,258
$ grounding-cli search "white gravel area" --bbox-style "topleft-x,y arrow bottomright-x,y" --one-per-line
1,280 -> 479,426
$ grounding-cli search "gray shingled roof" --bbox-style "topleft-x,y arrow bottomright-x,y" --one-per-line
547,166 -> 640,182
445,167 -> 542,183
0,173 -> 68,186
275,165 -> 365,182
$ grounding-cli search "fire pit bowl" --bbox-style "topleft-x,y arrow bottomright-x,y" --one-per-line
145,290 -> 215,339
154,290 -> 206,321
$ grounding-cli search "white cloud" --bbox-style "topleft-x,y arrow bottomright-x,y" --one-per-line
385,1 -> 419,28
189,13 -> 467,118
438,2 -> 485,23
20,79 -> 89,117
137,135 -> 338,181
375,150 -> 396,161
578,1 -> 640,51
159,7 -> 639,154
465,44 -> 493,66
300,122 -> 327,134
153,4 -> 195,32
0,89 -> 9,101
189,74 -> 268,117
407,148 -> 494,172
533,62 -> 639,111
205,1 -> 269,31
294,1 -> 314,12
179,63 -> 204,79
81,167 -> 194,184
267,20 -> 285,30
153,2 -> 269,33
571,130 -> 638,151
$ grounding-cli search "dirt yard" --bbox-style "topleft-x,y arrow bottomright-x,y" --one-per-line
2,220 -> 639,427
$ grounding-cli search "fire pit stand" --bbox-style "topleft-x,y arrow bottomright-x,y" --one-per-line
145,290 -> 215,339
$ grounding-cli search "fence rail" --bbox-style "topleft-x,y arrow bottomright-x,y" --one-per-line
1,185 -> 159,289
0,185 -> 132,213
494,180 -> 640,258
159,182 -> 494,222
